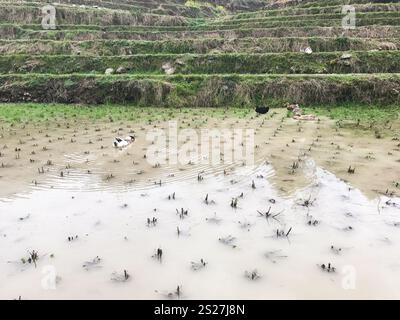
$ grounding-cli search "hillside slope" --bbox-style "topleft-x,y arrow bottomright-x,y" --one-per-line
0,0 -> 399,106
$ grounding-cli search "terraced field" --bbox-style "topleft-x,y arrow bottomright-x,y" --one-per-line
0,0 -> 399,106
2,1 -> 400,301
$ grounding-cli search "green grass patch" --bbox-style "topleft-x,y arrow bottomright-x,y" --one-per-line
1,51 -> 399,75
1,37 -> 398,55
305,104 -> 400,122
0,73 -> 399,106
1,102 -> 398,125
3,24 -> 400,41
225,3 -> 400,20
0,103 -> 253,124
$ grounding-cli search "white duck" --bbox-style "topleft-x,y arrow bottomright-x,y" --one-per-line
113,135 -> 135,148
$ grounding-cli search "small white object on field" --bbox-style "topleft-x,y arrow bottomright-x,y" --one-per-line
304,47 -> 313,54
113,136 -> 135,148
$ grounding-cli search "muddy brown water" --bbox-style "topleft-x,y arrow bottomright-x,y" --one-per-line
0,109 -> 399,299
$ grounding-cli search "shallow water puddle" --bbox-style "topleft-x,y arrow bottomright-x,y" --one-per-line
0,161 -> 400,299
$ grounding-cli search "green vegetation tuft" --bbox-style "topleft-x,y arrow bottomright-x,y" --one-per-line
305,104 -> 400,122
0,103 -> 252,124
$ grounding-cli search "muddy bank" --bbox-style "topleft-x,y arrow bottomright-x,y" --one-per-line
2,52 -> 400,75
0,37 -> 398,55
1,74 -> 399,106
2,25 -> 400,41
0,5 -> 188,26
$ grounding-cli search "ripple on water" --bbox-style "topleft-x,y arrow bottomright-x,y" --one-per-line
0,163 -> 400,299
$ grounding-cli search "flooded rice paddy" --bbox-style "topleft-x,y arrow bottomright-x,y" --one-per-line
0,108 -> 399,299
